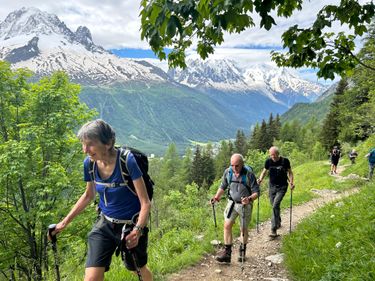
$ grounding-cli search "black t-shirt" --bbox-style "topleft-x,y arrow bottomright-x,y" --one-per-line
265,157 -> 291,186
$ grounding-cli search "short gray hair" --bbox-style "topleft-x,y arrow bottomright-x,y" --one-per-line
231,153 -> 244,164
77,119 -> 116,147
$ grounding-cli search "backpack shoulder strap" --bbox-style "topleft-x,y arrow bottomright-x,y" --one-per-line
243,165 -> 254,193
88,159 -> 95,182
226,166 -> 233,184
118,147 -> 137,196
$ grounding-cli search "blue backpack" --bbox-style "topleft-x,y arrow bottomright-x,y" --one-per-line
226,165 -> 253,193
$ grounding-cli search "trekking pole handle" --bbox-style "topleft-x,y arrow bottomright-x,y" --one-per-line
211,203 -> 217,228
48,224 -> 57,243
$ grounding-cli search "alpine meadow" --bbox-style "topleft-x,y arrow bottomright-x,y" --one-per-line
1,1 -> 375,281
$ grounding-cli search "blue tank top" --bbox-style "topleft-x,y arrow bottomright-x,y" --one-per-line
83,150 -> 142,220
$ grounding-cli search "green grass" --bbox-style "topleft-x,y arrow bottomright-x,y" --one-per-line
52,141 -> 374,280
282,181 -> 375,281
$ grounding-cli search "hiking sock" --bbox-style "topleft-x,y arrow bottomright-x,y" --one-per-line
238,243 -> 247,262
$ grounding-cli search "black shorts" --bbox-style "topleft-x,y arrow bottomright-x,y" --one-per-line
86,216 -> 149,272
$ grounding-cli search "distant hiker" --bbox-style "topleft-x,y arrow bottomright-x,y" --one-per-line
49,119 -> 153,281
365,147 -> 375,180
257,146 -> 294,238
348,149 -> 358,164
330,146 -> 341,174
210,153 -> 259,263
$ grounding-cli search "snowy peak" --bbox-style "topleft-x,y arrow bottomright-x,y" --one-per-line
244,64 -> 324,100
168,58 -> 249,91
169,58 -> 327,104
0,7 -> 105,53
0,7 -> 72,40
0,7 -> 169,85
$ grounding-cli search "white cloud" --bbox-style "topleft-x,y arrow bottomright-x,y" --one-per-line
0,0 -> 368,83
1,0 -> 367,49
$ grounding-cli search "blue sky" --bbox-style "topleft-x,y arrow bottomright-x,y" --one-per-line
0,0 -> 368,84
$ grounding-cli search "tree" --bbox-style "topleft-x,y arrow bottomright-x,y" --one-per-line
200,143 -> 215,189
234,129 -> 247,156
214,140 -> 232,180
267,113 -> 281,146
320,79 -> 348,149
140,0 -> 375,79
258,120 -> 269,152
337,22 -> 375,142
190,145 -> 204,187
0,64 -> 94,280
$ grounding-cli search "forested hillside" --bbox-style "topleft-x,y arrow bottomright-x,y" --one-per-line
0,16 -> 374,281
281,85 -> 336,124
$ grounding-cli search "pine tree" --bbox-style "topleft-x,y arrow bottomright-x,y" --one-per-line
190,145 -> 204,187
320,79 -> 348,149
258,120 -> 269,152
214,140 -> 232,180
201,144 -> 215,189
338,22 -> 375,142
234,129 -> 248,156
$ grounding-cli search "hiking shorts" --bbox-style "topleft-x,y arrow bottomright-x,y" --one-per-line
224,200 -> 253,227
86,215 -> 149,272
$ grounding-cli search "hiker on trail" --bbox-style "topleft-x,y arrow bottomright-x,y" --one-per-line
365,147 -> 375,180
49,119 -> 153,281
210,153 -> 259,263
348,149 -> 358,164
330,146 -> 341,174
257,146 -> 294,238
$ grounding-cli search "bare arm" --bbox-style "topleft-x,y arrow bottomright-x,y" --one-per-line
125,177 -> 151,248
132,177 -> 151,228
257,168 -> 268,184
55,181 -> 96,233
212,188 -> 225,203
288,168 -> 295,190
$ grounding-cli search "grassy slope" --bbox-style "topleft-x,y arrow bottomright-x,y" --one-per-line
62,137 -> 374,281
281,94 -> 333,124
283,136 -> 375,281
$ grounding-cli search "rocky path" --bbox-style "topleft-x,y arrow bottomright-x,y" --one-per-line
167,165 -> 360,281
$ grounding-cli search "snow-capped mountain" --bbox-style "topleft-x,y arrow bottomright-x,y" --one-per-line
0,7 -> 168,84
169,58 -> 327,106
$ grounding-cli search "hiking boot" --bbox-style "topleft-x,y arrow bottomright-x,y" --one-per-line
238,243 -> 246,262
269,229 -> 278,238
215,245 -> 232,263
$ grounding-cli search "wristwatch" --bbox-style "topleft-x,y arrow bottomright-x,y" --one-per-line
134,225 -> 143,234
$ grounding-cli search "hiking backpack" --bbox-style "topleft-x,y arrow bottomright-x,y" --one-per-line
226,165 -> 253,195
89,146 -> 154,200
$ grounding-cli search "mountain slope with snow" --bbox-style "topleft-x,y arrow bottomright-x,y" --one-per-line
169,58 -> 327,106
0,7 -> 169,85
0,7 -> 329,154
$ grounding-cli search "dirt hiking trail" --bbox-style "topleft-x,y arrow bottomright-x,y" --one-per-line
167,165 -> 360,281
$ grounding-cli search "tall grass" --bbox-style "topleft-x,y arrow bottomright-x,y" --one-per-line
282,181 -> 375,281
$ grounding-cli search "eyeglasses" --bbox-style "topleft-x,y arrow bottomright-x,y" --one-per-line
231,164 -> 240,168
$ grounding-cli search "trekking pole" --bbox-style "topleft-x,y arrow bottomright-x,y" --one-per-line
48,224 -> 61,281
122,225 -> 143,281
131,250 -> 143,281
211,201 -> 217,228
257,196 -> 260,233
211,200 -> 220,244
241,204 -> 245,273
289,189 -> 293,234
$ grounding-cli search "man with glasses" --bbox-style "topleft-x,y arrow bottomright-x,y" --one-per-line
211,153 -> 259,263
